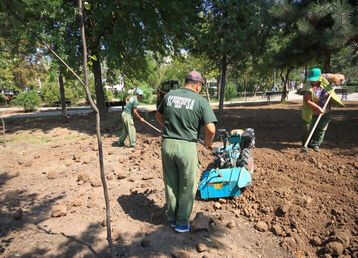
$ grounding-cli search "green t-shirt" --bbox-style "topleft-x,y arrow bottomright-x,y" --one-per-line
158,88 -> 217,142
123,96 -> 139,115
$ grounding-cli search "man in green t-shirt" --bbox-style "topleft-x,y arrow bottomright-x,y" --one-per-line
118,88 -> 145,147
156,71 -> 217,233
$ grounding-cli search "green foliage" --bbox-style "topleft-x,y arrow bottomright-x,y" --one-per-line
12,90 -> 41,112
141,86 -> 155,104
39,78 -> 85,106
224,82 -> 237,100
123,78 -> 156,104
115,90 -> 129,102
40,82 -> 59,105
0,93 -> 7,105
65,79 -> 86,103
269,0 -> 356,70
1,0 -> 356,111
105,89 -> 114,102
331,45 -> 358,81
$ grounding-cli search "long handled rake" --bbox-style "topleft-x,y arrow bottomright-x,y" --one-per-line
141,118 -> 207,146
303,94 -> 332,149
141,118 -> 162,134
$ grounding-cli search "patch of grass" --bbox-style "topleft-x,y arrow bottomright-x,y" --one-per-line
8,133 -> 54,145
6,129 -> 84,145
61,134 -> 82,141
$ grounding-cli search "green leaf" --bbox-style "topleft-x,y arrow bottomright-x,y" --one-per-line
84,1 -> 91,10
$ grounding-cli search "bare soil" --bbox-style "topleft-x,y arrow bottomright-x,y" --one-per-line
0,101 -> 357,258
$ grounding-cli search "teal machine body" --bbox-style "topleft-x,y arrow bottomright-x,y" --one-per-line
198,128 -> 254,200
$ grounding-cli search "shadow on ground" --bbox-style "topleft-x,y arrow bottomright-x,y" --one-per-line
117,192 -> 165,225
0,171 -> 65,255
1,170 -> 228,257
17,192 -> 228,258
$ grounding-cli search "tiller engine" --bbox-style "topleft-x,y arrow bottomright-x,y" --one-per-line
198,128 -> 255,200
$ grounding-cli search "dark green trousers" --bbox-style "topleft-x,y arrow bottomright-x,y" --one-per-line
302,113 -> 331,147
161,138 -> 198,225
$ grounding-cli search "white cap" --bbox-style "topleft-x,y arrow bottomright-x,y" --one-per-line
134,88 -> 143,96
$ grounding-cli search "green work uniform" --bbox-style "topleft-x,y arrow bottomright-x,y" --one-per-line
158,88 -> 217,225
118,96 -> 139,147
301,76 -> 332,147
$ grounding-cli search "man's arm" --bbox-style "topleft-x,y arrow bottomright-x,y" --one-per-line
304,92 -> 323,115
203,122 -> 216,149
155,111 -> 164,127
133,108 -> 145,122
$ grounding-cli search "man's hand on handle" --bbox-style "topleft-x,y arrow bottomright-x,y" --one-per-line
314,106 -> 324,115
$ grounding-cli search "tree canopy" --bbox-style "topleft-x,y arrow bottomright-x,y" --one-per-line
0,0 -> 357,110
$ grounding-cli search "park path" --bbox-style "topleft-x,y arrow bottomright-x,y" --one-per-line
1,91 -> 357,120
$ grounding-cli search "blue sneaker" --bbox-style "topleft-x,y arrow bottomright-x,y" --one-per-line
174,224 -> 191,233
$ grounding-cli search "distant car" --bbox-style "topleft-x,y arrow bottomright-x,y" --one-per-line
156,80 -> 180,109
53,99 -> 72,107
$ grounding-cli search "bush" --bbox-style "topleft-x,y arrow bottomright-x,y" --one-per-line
40,80 -> 83,106
224,82 -> 237,100
12,90 -> 41,112
141,87 -> 155,104
0,94 -> 8,105
105,89 -> 114,102
115,90 -> 129,102
40,82 -> 59,105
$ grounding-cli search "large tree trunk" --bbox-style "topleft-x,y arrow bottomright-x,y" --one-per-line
218,55 -> 227,114
92,51 -> 107,114
58,71 -> 68,117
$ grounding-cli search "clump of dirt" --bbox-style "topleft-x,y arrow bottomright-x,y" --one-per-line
0,101 -> 357,257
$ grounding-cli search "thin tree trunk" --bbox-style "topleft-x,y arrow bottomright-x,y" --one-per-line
121,82 -> 126,110
244,74 -> 247,101
279,69 -> 285,101
323,53 -> 331,72
280,68 -> 291,102
304,66 -> 308,83
243,77 -> 246,99
37,78 -> 42,89
1,117 -> 5,146
218,54 -> 227,114
273,70 -> 276,88
92,52 -> 107,115
205,81 -> 211,103
78,1 -> 113,257
58,71 -> 68,118
216,76 -> 220,99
